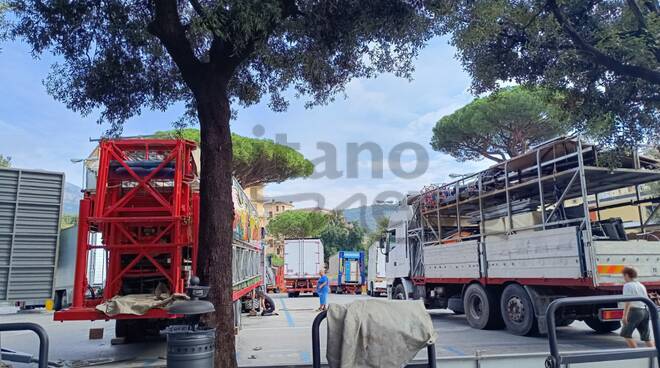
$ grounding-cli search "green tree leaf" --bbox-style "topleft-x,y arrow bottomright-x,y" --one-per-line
431,86 -> 570,161
153,129 -> 313,187
437,0 -> 659,148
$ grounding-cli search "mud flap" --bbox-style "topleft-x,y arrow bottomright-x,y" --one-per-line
524,286 -> 566,335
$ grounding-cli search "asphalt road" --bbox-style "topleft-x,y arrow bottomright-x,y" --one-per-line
0,293 -> 643,367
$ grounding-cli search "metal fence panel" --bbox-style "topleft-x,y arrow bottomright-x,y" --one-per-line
0,168 -> 64,303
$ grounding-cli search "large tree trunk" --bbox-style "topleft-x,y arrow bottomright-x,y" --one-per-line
196,88 -> 237,368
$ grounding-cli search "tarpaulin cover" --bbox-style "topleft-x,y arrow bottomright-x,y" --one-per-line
326,299 -> 435,368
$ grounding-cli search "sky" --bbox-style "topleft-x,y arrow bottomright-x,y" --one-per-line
0,36 -> 492,210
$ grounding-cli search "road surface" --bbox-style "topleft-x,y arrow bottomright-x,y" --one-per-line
0,293 -> 643,367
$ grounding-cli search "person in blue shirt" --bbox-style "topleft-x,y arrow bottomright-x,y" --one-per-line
316,269 -> 329,311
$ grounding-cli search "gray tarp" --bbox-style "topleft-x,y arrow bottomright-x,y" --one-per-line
326,299 -> 435,368
95,285 -> 188,316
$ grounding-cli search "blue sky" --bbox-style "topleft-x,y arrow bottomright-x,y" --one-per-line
0,36 -> 492,209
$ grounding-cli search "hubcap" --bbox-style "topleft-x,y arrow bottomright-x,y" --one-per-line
507,296 -> 525,323
469,295 -> 483,319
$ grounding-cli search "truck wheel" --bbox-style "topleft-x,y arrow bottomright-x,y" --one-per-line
54,290 -> 66,311
557,318 -> 575,327
585,317 -> 621,333
500,284 -> 537,336
287,292 -> 295,298
368,282 -> 374,296
262,294 -> 275,314
115,319 -> 127,338
115,319 -> 145,341
393,284 -> 406,300
463,284 -> 503,330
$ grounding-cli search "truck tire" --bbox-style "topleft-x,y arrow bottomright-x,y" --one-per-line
115,319 -> 127,338
585,317 -> 621,333
463,284 -> 503,330
368,282 -> 374,296
393,284 -> 406,300
500,284 -> 538,336
54,290 -> 67,311
262,294 -> 275,314
557,318 -> 575,327
115,319 -> 146,341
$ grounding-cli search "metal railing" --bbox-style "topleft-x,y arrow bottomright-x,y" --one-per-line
545,295 -> 660,368
311,310 -> 437,368
0,322 -> 49,368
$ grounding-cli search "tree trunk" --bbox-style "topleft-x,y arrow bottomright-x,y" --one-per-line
196,88 -> 237,368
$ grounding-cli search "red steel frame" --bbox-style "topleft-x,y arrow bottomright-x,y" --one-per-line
55,139 -> 198,321
285,278 -> 319,294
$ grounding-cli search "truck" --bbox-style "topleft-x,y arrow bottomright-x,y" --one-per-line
383,137 -> 660,336
327,250 -> 366,294
0,167 -> 65,310
54,138 -> 264,338
367,242 -> 387,296
283,238 -> 324,297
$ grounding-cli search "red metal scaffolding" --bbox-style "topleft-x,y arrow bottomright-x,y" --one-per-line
55,138 -> 198,321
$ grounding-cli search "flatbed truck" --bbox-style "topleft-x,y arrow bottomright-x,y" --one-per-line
384,137 -> 660,335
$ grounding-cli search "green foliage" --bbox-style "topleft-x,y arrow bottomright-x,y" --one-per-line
0,154 -> 11,168
154,129 -> 313,187
319,211 -> 366,260
5,1 -> 440,132
269,254 -> 284,267
431,86 -> 569,161
60,214 -> 78,229
266,210 -> 366,261
437,0 -> 659,148
366,217 -> 390,247
266,211 -> 330,239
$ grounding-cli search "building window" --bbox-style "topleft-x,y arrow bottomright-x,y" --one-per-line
269,211 -> 273,218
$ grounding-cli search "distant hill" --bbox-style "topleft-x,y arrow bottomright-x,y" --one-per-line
342,203 -> 399,232
63,182 -> 83,215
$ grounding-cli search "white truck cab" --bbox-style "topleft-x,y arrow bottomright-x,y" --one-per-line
384,200 -> 414,300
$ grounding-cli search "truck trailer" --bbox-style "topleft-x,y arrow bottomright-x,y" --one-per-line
54,138 -> 264,338
0,167 -> 65,310
327,250 -> 366,294
283,238 -> 324,297
367,242 -> 387,296
384,137 -> 660,336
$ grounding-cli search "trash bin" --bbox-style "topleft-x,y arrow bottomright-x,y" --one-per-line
163,277 -> 216,368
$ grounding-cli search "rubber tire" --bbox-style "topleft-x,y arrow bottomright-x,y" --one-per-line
585,317 -> 621,333
393,284 -> 406,300
287,292 -> 296,298
500,284 -> 538,336
263,294 -> 275,314
115,319 -> 127,338
54,290 -> 66,311
463,284 -> 503,330
557,318 -> 575,327
115,319 -> 145,341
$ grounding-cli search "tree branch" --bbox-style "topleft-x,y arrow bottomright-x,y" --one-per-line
148,0 -> 203,89
547,0 -> 660,85
626,0 -> 647,30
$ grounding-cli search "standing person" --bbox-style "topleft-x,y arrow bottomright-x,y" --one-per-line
317,269 -> 329,312
620,266 -> 655,348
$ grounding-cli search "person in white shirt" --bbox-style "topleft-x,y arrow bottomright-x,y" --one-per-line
620,266 -> 655,348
